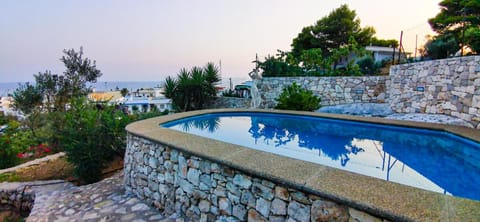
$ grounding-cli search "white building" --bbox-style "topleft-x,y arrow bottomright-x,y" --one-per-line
120,95 -> 171,113
365,46 -> 408,62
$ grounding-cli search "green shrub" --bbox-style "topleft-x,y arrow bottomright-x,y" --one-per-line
60,99 -> 131,183
275,82 -> 321,111
0,121 -> 38,169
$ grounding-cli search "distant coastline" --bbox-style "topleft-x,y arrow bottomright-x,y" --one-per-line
0,77 -> 249,97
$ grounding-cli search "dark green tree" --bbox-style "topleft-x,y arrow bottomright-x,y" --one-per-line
428,0 -> 480,54
424,34 -> 460,59
465,27 -> 480,52
291,4 -> 375,57
12,82 -> 43,115
120,88 -> 129,97
369,37 -> 399,48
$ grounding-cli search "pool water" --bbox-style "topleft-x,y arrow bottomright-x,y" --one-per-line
162,112 -> 480,201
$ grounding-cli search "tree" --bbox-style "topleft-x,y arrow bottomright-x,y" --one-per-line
163,62 -> 221,112
13,47 -> 102,113
12,82 -> 43,115
369,37 -> 399,48
291,4 -> 375,57
60,99 -> 131,183
120,88 -> 129,97
424,34 -> 460,59
465,27 -> 480,52
428,0 -> 480,54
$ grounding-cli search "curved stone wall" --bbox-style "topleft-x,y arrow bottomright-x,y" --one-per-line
124,109 -> 480,222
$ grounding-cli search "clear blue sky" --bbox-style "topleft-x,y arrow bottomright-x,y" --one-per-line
0,0 -> 440,83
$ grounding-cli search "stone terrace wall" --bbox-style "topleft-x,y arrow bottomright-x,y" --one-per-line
124,134 -> 385,221
207,97 -> 251,109
388,56 -> 480,129
256,76 -> 387,108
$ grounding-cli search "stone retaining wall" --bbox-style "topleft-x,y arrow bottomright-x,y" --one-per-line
124,134 -> 384,221
0,183 -> 35,214
388,56 -> 480,128
255,76 -> 387,108
207,97 -> 251,109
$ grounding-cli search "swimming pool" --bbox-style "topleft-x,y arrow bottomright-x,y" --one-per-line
162,112 -> 480,201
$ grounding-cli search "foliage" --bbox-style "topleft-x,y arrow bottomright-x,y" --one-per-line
0,121 -> 37,169
59,99 -> 131,183
423,34 -> 460,59
465,27 -> 480,52
257,38 -> 368,77
369,37 -> 399,48
275,82 -> 321,111
255,55 -> 299,77
131,109 -> 169,121
428,0 -> 480,54
120,88 -> 129,97
12,82 -> 43,115
163,62 -> 221,112
13,47 -> 102,114
291,4 -> 375,57
356,56 -> 376,75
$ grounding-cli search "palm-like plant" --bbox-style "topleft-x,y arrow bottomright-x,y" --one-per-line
163,62 -> 221,112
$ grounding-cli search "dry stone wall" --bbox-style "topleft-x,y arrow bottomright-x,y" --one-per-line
124,134 -> 385,222
388,56 -> 480,128
255,76 -> 387,108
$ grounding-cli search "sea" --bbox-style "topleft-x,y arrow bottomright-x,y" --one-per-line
0,78 -> 249,97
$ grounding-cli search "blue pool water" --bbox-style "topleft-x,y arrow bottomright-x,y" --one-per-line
162,112 -> 480,201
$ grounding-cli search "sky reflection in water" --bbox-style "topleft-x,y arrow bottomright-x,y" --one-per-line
163,113 -> 480,201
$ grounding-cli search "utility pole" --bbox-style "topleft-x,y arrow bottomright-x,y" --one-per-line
414,34 -> 418,60
398,31 -> 403,64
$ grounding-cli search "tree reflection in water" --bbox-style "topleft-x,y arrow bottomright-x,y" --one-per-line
181,117 -> 220,133
249,117 -> 364,166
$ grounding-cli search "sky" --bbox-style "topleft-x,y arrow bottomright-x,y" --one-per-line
0,0 -> 441,83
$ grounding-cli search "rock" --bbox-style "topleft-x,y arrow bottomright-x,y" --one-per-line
199,200 -> 210,213
311,200 -> 349,221
187,168 -> 200,186
256,198 -> 271,217
247,209 -> 268,222
232,174 -> 252,189
252,183 -> 274,201
148,157 -> 158,169
290,191 -> 310,205
178,155 -> 187,178
240,190 -> 256,208
218,197 -> 232,215
274,186 -> 289,201
132,203 -> 150,212
287,201 -> 310,222
232,204 -> 247,220
348,207 -> 382,222
271,198 -> 286,215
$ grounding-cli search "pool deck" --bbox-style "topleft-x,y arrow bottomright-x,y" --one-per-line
126,108 -> 480,222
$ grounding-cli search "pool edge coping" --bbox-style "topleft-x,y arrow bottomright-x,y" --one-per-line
126,108 -> 480,222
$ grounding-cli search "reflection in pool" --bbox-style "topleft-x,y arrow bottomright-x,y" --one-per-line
162,112 -> 480,201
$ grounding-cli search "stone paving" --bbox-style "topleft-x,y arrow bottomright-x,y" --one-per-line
26,171 -> 178,222
317,103 -> 475,128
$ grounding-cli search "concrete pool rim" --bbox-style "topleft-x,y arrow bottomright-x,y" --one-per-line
126,108 -> 480,222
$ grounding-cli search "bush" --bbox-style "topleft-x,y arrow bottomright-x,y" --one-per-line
0,121 -> 38,169
60,99 -> 131,183
275,82 -> 321,111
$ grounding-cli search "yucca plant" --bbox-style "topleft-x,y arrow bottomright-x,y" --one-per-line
163,63 -> 221,112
